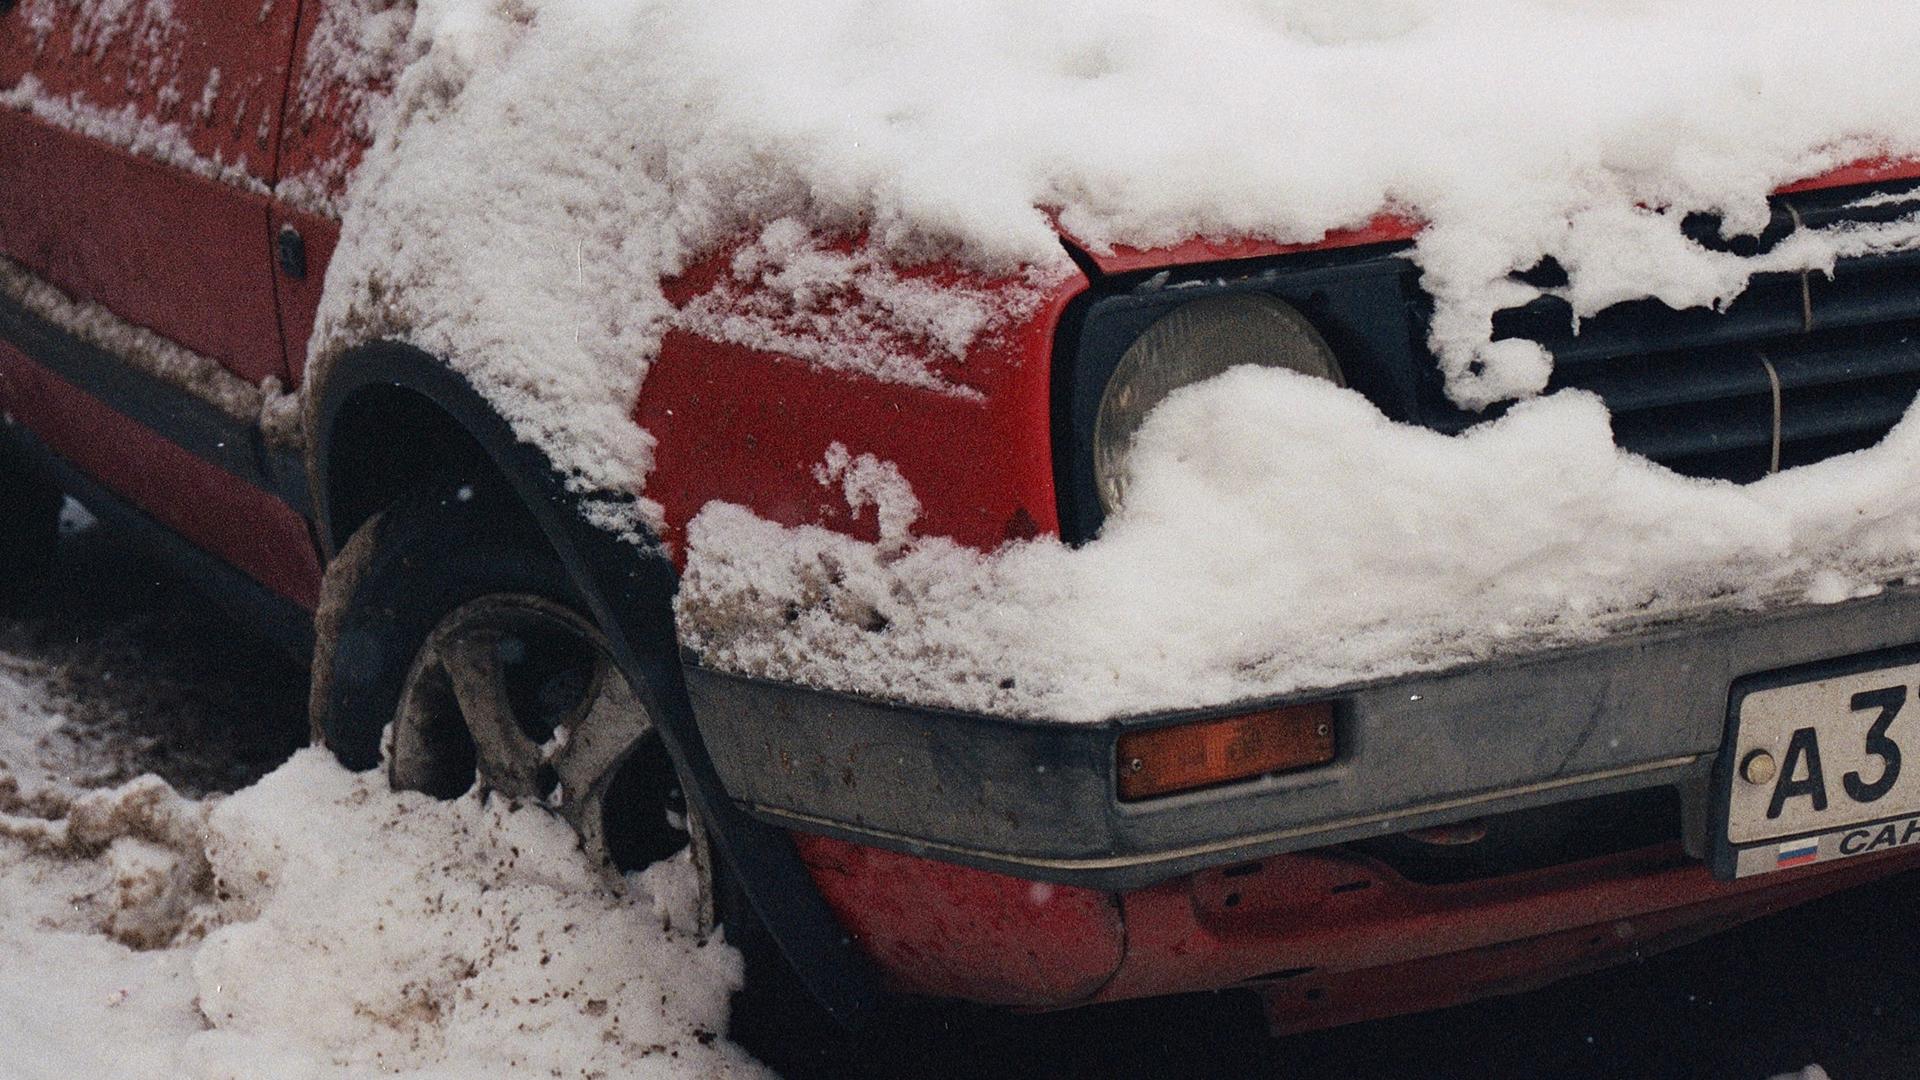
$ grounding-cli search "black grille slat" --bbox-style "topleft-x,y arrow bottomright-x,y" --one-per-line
1769,331 -> 1920,391
1499,261 -> 1920,370
1455,179 -> 1920,484
1780,375 -> 1920,446
1553,350 -> 1770,412
1612,395 -> 1773,461
1493,284 -> 1808,367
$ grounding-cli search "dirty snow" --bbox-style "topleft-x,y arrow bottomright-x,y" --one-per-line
0,657 -> 767,1079
307,0 -> 1920,511
680,369 -> 1920,722
278,0 -> 422,214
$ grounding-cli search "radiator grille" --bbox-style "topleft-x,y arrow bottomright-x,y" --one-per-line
1465,180 -> 1920,483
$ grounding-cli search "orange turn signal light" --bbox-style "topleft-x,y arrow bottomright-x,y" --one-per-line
1117,702 -> 1336,802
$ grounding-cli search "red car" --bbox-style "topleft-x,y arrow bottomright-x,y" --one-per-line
6,0 -> 1920,1045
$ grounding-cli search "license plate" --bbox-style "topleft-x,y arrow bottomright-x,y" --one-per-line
1716,652 -> 1920,878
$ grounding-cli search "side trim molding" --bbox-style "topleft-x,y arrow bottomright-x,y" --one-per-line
0,272 -> 309,515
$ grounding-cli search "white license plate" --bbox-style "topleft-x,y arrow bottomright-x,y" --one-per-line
1720,656 -> 1920,878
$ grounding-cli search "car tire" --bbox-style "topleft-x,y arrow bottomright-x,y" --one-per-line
310,478 -> 715,927
310,477 -> 889,1054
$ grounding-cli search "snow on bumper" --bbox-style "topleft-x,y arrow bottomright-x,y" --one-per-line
678,368 -> 1920,724
675,370 -> 1920,886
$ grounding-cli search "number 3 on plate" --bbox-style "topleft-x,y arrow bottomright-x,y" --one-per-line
1766,684 -> 1905,820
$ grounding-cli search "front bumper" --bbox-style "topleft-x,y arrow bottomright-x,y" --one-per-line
1111,836 -> 1920,1033
688,583 -> 1920,892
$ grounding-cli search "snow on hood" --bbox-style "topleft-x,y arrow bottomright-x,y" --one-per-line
314,0 -> 1920,517
678,370 -> 1920,722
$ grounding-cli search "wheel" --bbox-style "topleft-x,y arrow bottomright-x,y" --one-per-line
310,481 -> 713,929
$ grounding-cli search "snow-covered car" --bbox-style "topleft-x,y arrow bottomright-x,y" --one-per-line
8,0 -> 1920,1040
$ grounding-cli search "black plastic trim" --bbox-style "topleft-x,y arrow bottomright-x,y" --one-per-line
309,344 -> 883,1028
692,579 -> 1920,892
1050,241 -> 1421,543
0,290 -> 310,515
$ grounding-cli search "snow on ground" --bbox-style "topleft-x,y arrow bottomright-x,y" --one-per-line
0,651 -> 768,1079
681,371 -> 1920,723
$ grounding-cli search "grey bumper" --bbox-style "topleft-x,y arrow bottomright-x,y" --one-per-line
685,585 -> 1920,891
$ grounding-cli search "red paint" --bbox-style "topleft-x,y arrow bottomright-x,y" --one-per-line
1098,841 -> 1920,1030
275,0 -> 399,213
0,342 -> 322,607
269,0 -> 389,383
639,244 -> 1083,556
0,0 -> 297,386
1069,213 -> 1424,277
1256,859 -> 1883,1034
0,111 -> 287,385
1777,157 -> 1920,195
14,3 -> 1920,1032
792,833 -> 1126,1008
0,0 -> 296,178
799,831 -> 1920,1028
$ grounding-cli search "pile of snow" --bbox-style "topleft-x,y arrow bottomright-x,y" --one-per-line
309,0 -> 1920,511
680,371 -> 1920,722
0,665 -> 765,1080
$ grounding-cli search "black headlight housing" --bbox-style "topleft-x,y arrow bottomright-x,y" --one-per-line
1052,242 -> 1433,544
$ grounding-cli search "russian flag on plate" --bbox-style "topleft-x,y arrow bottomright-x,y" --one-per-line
1776,839 -> 1821,869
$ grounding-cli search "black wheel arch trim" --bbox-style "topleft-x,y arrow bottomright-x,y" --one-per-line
309,341 -> 884,1027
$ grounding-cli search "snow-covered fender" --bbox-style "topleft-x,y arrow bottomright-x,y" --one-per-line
305,341 -> 884,1025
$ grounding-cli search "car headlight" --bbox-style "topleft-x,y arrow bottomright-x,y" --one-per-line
1092,293 -> 1344,512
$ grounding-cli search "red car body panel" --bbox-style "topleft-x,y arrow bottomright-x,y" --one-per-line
793,833 -> 1127,1009
0,340 -> 322,605
800,826 -> 1920,1030
1071,212 -> 1423,277
271,0 -> 386,384
0,0 -> 318,606
0,0 -> 295,384
639,250 -> 1079,558
0,109 -> 286,385
0,114 -> 321,605
9,1 -> 1920,1033
1248,850 -> 1909,1034
271,206 -> 339,385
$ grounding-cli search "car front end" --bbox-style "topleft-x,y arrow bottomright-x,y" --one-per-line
659,164 -> 1920,1031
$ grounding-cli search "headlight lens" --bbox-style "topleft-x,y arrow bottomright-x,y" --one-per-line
1092,293 -> 1344,512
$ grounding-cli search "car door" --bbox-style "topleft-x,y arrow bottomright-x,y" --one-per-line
0,0 -> 322,613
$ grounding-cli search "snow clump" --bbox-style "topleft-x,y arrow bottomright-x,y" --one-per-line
679,369 -> 1920,722
0,741 -> 766,1079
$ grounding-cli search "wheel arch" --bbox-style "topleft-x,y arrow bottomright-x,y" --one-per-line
305,340 -> 883,1026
